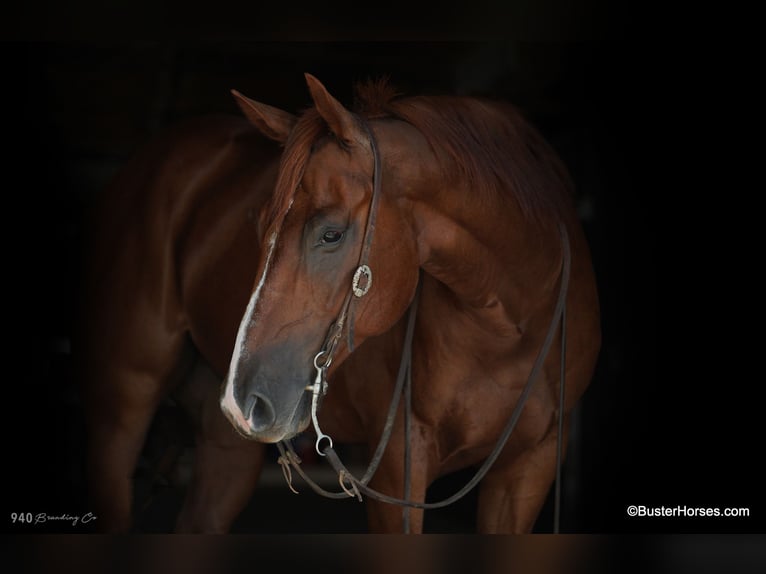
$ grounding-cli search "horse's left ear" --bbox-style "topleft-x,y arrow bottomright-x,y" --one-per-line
231,89 -> 297,143
304,73 -> 364,146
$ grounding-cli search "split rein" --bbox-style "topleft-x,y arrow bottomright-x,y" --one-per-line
275,115 -> 572,533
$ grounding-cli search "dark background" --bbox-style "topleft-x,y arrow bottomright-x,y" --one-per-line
1,38 -> 760,535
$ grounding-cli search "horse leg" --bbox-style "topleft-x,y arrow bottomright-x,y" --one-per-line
364,422 -> 436,533
476,422 -> 567,533
80,292 -> 195,532
174,358 -> 265,532
84,346 -> 190,532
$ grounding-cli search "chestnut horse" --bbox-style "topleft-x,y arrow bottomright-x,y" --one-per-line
79,74 -> 600,533
78,103 -> 410,532
219,75 -> 600,533
78,114 -> 278,532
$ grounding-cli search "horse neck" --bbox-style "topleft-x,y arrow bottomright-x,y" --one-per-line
410,176 -> 564,343
376,118 -> 565,341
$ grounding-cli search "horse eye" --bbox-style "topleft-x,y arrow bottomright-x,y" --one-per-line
320,230 -> 344,245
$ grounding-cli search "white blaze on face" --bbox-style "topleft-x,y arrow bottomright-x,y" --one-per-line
220,228 -> 280,432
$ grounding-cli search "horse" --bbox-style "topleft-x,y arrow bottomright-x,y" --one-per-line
77,113 -> 279,532
218,74 -> 601,533
78,100 -> 413,532
78,73 -> 600,534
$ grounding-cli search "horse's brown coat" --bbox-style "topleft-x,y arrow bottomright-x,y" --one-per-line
80,75 -> 600,533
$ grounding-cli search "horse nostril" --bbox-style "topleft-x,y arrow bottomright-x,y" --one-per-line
244,393 -> 276,432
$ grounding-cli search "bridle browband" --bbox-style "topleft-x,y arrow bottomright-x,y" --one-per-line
278,113 -> 571,533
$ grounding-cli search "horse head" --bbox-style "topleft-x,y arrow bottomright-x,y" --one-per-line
220,74 -> 420,442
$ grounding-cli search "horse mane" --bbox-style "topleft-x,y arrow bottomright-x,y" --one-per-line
267,78 -> 574,227
358,79 -> 575,223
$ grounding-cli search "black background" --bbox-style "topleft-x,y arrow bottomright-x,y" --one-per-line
1,9 -> 762,537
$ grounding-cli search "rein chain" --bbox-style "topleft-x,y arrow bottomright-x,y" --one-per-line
277,115 -> 571,533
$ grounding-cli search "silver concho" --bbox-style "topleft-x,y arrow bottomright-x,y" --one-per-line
352,264 -> 373,297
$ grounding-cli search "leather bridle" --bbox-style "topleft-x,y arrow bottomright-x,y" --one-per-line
277,114 -> 571,533
300,115 -> 387,456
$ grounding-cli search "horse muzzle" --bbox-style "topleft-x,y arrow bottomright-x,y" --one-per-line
220,368 -> 313,443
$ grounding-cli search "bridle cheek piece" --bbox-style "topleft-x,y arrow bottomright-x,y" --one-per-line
305,115 -> 385,456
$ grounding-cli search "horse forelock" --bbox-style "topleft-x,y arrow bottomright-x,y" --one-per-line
263,83 -> 393,228
265,108 -> 326,229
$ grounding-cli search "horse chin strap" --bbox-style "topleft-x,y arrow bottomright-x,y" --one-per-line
280,113 -> 571,534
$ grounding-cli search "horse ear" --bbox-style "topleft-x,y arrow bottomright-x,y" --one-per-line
231,90 -> 297,143
304,73 -> 362,145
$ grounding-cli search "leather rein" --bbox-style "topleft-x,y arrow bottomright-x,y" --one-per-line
277,115 -> 570,533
